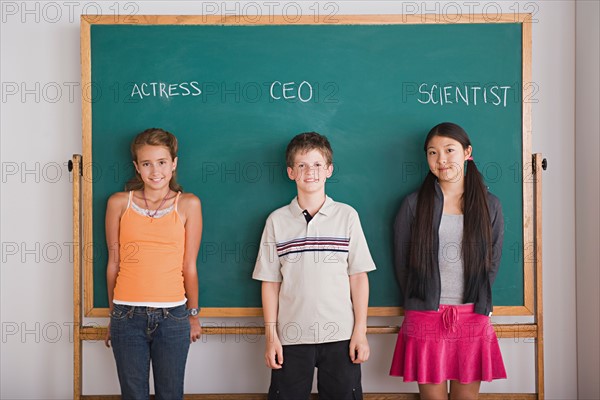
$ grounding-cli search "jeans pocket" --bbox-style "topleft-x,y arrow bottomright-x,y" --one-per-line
352,387 -> 363,400
166,305 -> 189,321
110,304 -> 130,321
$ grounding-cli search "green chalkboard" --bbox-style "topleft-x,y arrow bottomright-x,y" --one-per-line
82,16 -> 532,316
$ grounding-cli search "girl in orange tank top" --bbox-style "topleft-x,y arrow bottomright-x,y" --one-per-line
104,128 -> 202,400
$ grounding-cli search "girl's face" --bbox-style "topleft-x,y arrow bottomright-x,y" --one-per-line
133,145 -> 177,191
426,135 -> 472,184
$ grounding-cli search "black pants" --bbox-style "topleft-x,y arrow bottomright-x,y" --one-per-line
268,340 -> 362,400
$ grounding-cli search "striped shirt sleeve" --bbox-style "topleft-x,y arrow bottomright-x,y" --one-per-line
252,215 -> 283,282
347,209 -> 377,275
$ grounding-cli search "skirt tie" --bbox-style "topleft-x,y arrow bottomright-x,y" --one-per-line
442,305 -> 459,332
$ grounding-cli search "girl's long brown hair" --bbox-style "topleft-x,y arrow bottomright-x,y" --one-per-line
125,128 -> 183,192
407,122 -> 492,303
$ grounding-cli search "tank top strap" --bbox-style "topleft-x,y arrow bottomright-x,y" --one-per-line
126,191 -> 133,209
174,191 -> 182,213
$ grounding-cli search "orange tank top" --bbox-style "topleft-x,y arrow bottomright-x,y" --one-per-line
113,191 -> 186,304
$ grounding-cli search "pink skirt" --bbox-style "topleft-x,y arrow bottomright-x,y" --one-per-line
389,304 -> 507,384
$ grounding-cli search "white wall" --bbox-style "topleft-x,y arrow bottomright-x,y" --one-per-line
0,2 -> 579,399
575,1 -> 600,399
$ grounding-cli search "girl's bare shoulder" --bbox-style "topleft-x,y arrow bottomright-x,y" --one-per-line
107,191 -> 130,213
177,192 -> 201,212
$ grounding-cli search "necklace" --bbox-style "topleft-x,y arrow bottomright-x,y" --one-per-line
142,189 -> 170,219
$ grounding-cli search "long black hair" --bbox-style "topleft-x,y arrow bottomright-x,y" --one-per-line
407,122 -> 492,303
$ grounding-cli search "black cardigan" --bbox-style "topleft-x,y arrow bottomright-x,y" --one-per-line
393,181 -> 504,316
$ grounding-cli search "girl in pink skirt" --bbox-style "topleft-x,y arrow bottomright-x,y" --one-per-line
390,122 -> 506,399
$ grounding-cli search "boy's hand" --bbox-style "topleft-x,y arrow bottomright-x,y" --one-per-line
349,331 -> 370,364
265,335 -> 284,369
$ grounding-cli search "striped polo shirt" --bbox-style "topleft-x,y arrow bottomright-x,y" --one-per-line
252,196 -> 376,345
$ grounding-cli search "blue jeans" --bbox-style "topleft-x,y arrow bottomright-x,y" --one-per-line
110,304 -> 191,400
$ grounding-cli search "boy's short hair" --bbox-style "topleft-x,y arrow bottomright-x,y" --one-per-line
285,132 -> 333,167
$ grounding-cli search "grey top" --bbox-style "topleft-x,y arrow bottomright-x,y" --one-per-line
394,181 -> 504,316
438,214 -> 464,305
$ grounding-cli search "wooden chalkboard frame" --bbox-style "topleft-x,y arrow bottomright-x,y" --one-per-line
80,14 -> 533,318
71,149 -> 546,398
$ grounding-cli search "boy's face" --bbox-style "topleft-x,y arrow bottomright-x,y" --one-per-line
287,149 -> 333,195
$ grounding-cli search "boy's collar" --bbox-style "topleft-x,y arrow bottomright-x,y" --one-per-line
289,195 -> 334,217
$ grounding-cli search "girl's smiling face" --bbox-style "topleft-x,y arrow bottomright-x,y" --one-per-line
133,145 -> 177,191
426,135 -> 472,184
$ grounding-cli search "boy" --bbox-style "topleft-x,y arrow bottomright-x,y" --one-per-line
252,132 -> 376,400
